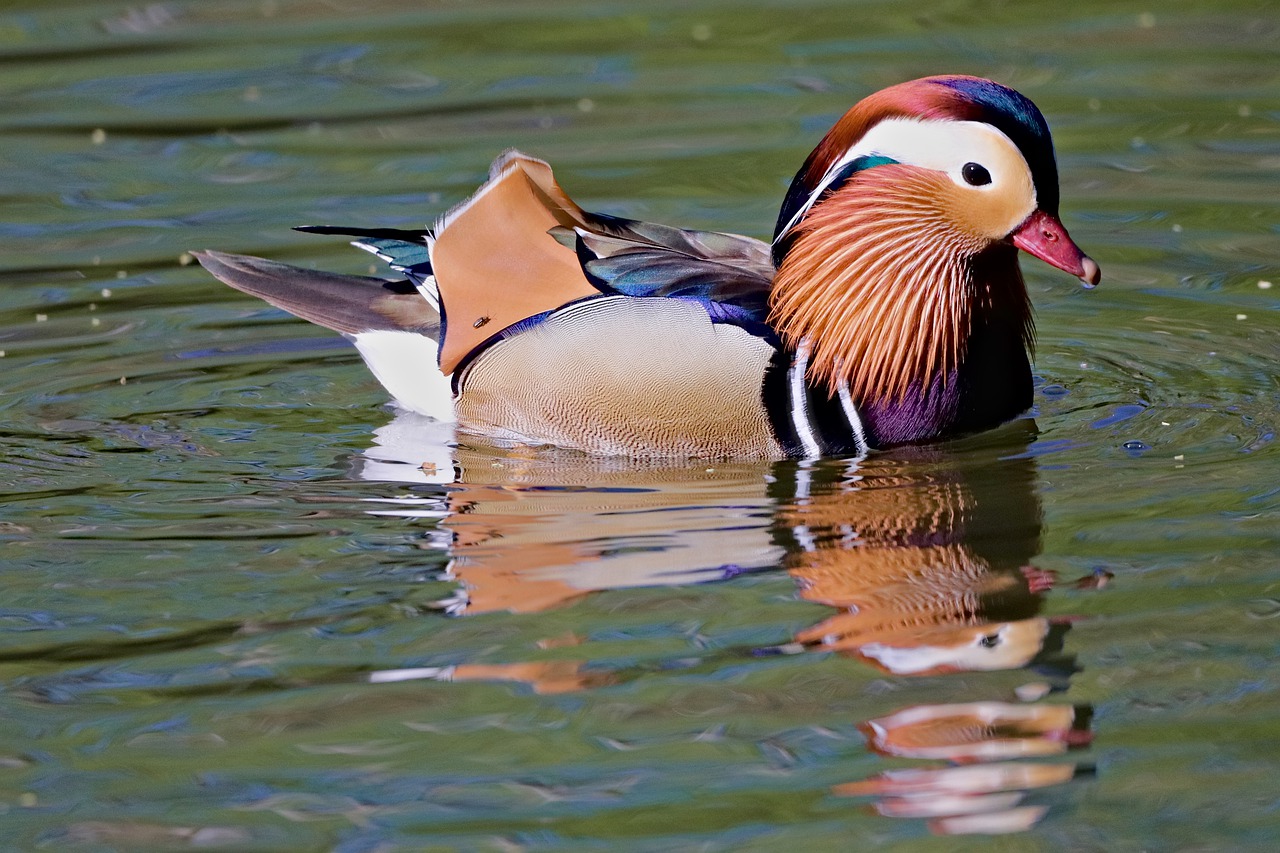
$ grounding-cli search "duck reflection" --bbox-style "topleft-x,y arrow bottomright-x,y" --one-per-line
767,446 -> 1087,835
350,411 -> 1091,835
838,700 -> 1093,834
354,412 -> 784,616
777,446 -> 1065,677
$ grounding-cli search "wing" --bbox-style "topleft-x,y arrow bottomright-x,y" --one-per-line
427,151 -> 602,373
564,214 -> 776,326
292,150 -> 780,372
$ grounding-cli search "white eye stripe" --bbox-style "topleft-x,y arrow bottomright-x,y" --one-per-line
776,118 -> 1036,240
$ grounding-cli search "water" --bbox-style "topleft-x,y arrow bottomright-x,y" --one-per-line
1,0 -> 1277,848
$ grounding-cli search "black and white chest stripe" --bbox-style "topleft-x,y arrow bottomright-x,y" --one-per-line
762,340 -> 871,459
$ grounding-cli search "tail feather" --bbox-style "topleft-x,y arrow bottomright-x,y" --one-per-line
293,226 -> 434,275
293,225 -> 431,243
194,249 -> 439,338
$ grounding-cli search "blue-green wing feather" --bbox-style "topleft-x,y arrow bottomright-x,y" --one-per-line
294,226 -> 434,284
567,214 -> 776,324
295,214 -> 778,330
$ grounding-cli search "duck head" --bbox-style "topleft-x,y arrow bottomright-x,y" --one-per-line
769,75 -> 1098,412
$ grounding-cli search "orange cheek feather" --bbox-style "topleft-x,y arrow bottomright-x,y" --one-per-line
770,165 -> 1029,405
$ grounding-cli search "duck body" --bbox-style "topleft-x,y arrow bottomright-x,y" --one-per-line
198,75 -> 1098,460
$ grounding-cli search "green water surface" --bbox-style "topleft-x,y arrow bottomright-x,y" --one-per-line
1,0 -> 1278,849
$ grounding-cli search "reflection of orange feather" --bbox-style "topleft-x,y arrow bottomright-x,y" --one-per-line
782,468 -> 992,624
443,487 -> 596,614
449,555 -> 592,615
453,661 -> 610,694
779,456 -> 1046,673
788,540 -> 1048,673
439,458 -> 779,615
835,760 -> 1075,798
862,702 -> 1079,762
785,473 -> 971,538
793,544 -> 993,612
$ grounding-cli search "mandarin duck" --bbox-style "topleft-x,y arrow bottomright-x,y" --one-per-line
197,75 -> 1099,459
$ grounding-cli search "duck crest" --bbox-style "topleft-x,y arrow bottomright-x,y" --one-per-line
774,75 -> 1060,241
769,163 -> 1035,441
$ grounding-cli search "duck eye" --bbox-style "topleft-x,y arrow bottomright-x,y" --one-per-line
979,633 -> 1001,648
962,162 -> 992,186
